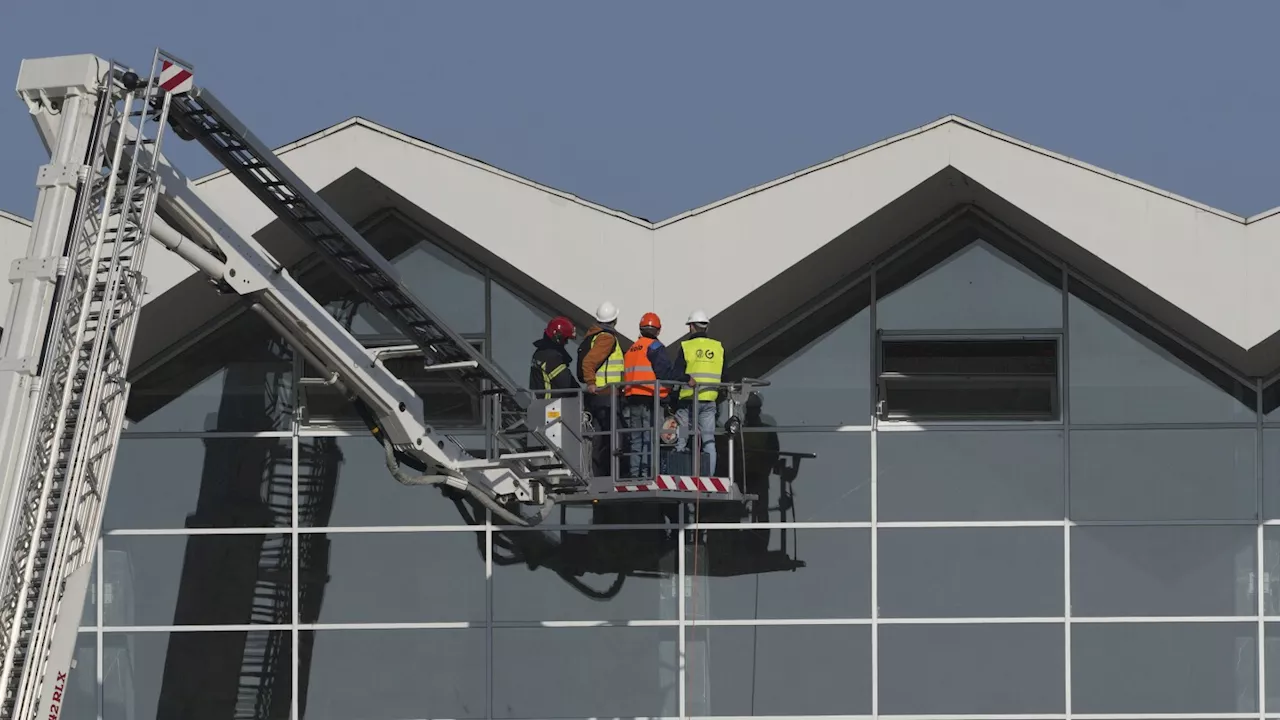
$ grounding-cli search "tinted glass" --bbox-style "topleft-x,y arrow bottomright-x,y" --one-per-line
689,625 -> 871,716
878,623 -> 1064,714
103,631 -> 291,720
878,430 -> 1064,521
729,284 -> 871,428
312,531 -> 484,623
1069,428 -> 1257,521
62,633 -> 96,720
1068,291 -> 1255,424
1072,525 -> 1255,617
365,216 -> 486,334
491,282 -> 563,388
103,534 -> 291,627
735,431 -> 870,522
879,528 -> 1062,617
880,338 -> 1059,421
492,627 -> 678,719
493,528 -> 676,621
692,529 -> 870,620
301,629 -> 486,719
1264,429 -> 1280,520
1072,622 -> 1256,713
877,239 -> 1063,331
125,312 -> 293,433
1266,623 -> 1280,711
105,437 -> 293,530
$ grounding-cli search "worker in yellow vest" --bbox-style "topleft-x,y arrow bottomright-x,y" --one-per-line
673,309 -> 724,474
576,301 -> 625,477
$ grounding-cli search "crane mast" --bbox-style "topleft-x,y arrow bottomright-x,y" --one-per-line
0,49 -> 755,719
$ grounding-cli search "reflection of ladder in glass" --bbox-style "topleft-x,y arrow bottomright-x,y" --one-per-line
0,53 -> 175,720
164,90 -> 585,488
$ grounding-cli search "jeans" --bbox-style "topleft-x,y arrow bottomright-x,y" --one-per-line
624,399 -> 655,479
675,400 -> 717,475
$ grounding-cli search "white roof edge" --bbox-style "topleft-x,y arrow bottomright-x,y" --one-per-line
0,210 -> 31,226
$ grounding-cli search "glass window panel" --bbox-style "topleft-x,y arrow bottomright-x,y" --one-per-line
878,624 -> 1064,714
1072,622 -> 1257,713
877,239 -> 1063,331
1263,528 -> 1280,616
62,633 -> 96,720
492,627 -> 678,719
493,528 -> 676,621
688,625 -> 871,717
80,554 -> 97,628
102,534 -> 290,627
736,431 -> 870,523
1263,429 -> 1280,520
301,629 -> 485,719
1068,291 -> 1255,424
103,631 -> 290,720
490,282 -> 568,388
1069,428 -> 1257,521
879,528 -> 1062,618
1073,525 -> 1256,617
878,430 -> 1064,521
1265,623 -> 1280,711
314,531 -> 484,624
691,529 -> 869,620
105,437 -> 293,530
125,312 -> 293,433
303,435 -> 471,527
728,284 -> 871,427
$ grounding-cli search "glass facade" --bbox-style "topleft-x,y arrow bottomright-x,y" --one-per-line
74,215 -> 1280,719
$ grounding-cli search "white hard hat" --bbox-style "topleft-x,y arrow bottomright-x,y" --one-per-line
687,309 -> 710,324
595,301 -> 619,324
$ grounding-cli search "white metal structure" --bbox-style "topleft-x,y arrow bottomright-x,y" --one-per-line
0,50 -> 752,719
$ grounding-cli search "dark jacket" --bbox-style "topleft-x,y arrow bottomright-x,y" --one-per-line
671,329 -> 709,384
641,335 -> 679,381
530,337 -> 579,395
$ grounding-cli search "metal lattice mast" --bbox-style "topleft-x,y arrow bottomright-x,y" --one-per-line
0,50 -> 185,720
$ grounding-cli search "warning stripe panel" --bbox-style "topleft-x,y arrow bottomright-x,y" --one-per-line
159,60 -> 194,95
614,475 -> 732,493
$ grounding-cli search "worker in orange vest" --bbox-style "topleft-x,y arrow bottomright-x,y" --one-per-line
622,312 -> 677,478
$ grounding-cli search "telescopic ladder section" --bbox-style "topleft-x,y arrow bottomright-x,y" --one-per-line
0,53 -> 176,720
161,90 -> 583,492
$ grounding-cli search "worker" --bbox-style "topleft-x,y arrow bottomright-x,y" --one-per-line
673,309 -> 724,474
576,301 -> 625,477
622,312 -> 677,478
530,316 -> 579,400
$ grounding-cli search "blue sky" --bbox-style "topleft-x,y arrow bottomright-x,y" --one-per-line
1,0 -> 1277,221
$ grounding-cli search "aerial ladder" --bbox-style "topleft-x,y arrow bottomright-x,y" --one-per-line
0,49 -> 759,719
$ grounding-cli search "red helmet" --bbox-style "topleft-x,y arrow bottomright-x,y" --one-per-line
639,312 -> 662,330
545,316 -> 576,342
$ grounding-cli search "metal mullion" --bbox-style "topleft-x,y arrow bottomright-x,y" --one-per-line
1260,377 -> 1268,720
869,266 -> 880,720
291,431 -> 300,720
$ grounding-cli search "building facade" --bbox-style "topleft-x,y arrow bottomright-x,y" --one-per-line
4,114 -> 1280,719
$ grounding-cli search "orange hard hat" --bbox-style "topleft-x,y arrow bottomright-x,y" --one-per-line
640,312 -> 662,330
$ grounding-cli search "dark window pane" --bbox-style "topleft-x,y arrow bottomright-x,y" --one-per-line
301,629 -> 485,719
492,627 -> 678,719
878,430 -> 1064,521
1266,623 -> 1280,711
303,435 -> 470,527
736,431 -> 870,523
879,338 -> 1060,421
691,529 -> 869,620
103,631 -> 290,720
877,238 -> 1063,331
878,624 -> 1064,714
1069,429 -> 1257,521
126,312 -> 293,433
1068,291 -> 1255,424
689,624 -> 871,716
1072,526 -> 1256,617
105,437 -> 293,530
491,282 -> 566,389
103,535 -> 290,627
1072,623 -> 1256,713
62,633 -> 96,720
313,531 -> 484,624
493,528 -> 676,621
1264,429 -> 1280,520
879,528 -> 1062,618
728,284 -> 871,427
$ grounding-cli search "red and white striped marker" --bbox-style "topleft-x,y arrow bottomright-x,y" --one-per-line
158,61 -> 193,95
614,475 -> 732,494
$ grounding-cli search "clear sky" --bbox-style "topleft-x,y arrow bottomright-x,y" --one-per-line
1,0 -> 1278,222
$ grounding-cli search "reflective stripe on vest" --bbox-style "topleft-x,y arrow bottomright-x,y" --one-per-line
679,337 -> 724,401
623,336 -> 668,397
590,332 -> 624,387
538,362 -> 567,400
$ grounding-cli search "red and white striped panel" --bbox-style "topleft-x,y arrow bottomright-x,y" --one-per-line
159,61 -> 194,95
614,475 -> 732,494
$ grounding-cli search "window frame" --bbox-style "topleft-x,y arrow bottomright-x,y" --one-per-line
875,328 -> 1065,425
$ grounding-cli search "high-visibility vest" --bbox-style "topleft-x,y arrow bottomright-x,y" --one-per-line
579,330 -> 624,388
623,336 -> 669,398
679,337 -> 724,402
536,361 -> 568,400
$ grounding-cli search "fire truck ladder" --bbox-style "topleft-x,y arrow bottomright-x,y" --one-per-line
0,53 -> 173,720
161,90 -> 582,497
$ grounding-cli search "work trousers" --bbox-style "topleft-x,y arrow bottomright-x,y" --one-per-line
624,397 -> 657,479
586,394 -> 616,478
675,400 -> 717,475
